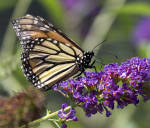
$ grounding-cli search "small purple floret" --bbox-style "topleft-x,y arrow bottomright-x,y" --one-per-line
62,123 -> 67,128
58,104 -> 78,128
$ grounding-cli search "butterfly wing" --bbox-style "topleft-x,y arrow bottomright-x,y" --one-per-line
12,14 -> 83,90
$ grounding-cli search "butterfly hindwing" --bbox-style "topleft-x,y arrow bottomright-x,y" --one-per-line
21,37 -> 80,90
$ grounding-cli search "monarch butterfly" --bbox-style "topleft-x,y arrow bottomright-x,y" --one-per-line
12,14 -> 95,91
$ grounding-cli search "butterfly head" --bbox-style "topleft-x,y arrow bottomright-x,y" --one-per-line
84,51 -> 94,63
77,51 -> 94,69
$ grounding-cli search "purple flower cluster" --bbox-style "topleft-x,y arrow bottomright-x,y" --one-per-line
54,57 -> 150,120
58,104 -> 77,128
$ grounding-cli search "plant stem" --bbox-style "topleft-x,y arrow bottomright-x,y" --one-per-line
20,106 -> 71,128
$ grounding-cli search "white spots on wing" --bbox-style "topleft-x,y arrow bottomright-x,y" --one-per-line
44,25 -> 49,28
47,38 -> 52,41
40,38 -> 44,42
41,83 -> 45,87
30,44 -> 34,48
22,37 -> 27,40
31,41 -> 35,44
65,43 -> 70,47
33,20 -> 38,24
16,32 -> 20,36
37,42 -> 40,45
26,36 -> 31,39
53,40 -> 57,44
32,75 -> 36,78
38,81 -> 41,84
26,40 -> 30,43
35,38 -> 39,41
15,19 -> 19,23
18,25 -> 21,28
40,27 -> 48,31
25,14 -> 33,18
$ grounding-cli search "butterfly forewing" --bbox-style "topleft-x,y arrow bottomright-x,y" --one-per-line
12,14 -> 83,90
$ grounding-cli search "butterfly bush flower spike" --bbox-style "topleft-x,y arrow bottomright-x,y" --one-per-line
58,104 -> 78,128
54,57 -> 150,119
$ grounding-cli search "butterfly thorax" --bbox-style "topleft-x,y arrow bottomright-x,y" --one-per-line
76,51 -> 94,71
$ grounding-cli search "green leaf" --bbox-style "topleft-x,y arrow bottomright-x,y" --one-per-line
119,3 -> 150,15
38,0 -> 65,25
0,0 -> 16,11
50,120 -> 61,128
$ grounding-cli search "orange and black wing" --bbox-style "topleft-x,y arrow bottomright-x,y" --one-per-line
12,14 -> 83,90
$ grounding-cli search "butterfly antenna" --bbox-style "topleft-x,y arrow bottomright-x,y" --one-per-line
102,51 -> 119,60
92,39 -> 106,52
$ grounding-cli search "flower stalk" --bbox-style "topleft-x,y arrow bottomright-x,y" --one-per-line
20,106 -> 71,128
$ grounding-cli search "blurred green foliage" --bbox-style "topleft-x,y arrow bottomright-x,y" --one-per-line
0,0 -> 16,11
119,3 -> 150,15
0,0 -> 150,128
38,0 -> 65,24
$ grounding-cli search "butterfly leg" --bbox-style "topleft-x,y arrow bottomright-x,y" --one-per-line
95,58 -> 105,70
73,68 -> 85,78
89,60 -> 97,72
